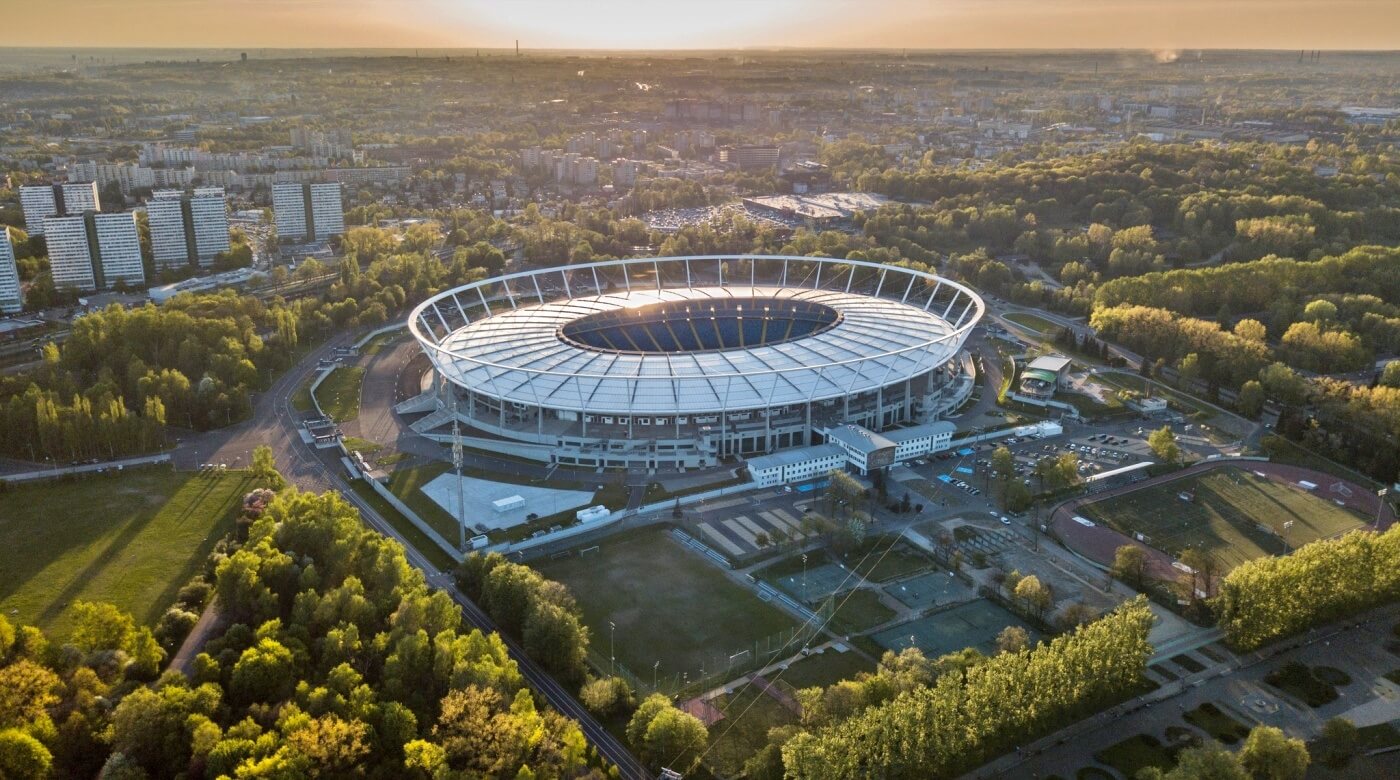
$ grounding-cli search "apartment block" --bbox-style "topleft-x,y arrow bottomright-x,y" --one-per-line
18,181 -> 101,236
147,188 -> 230,269
273,182 -> 343,242
44,212 -> 145,292
0,227 -> 20,314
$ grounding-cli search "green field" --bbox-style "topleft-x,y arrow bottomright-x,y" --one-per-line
360,331 -> 402,356
534,530 -> 799,684
314,366 -> 366,422
1004,311 -> 1062,336
778,649 -> 873,690
0,470 -> 253,637
1079,466 -> 1369,571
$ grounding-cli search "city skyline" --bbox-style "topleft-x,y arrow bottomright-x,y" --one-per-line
6,0 -> 1400,51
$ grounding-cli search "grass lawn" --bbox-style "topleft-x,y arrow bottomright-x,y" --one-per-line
342,437 -> 382,455
1077,466 -> 1369,571
703,685 -> 797,779
778,649 -> 874,690
1094,734 -> 1175,778
291,378 -> 315,413
314,366 -> 366,423
829,589 -> 897,635
0,469 -> 253,638
1264,662 -> 1344,707
1183,702 -> 1251,744
1004,311 -> 1062,336
534,530 -> 799,684
360,331 -> 401,356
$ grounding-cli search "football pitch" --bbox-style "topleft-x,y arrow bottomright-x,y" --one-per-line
533,529 -> 800,684
1078,466 -> 1370,571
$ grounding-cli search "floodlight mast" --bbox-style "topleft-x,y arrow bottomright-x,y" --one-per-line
452,401 -> 465,551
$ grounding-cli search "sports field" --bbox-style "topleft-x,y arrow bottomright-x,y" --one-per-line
534,529 -> 799,684
871,598 -> 1036,658
0,469 -> 253,637
1078,466 -> 1370,571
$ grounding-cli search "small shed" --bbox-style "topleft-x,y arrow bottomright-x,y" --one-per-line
492,495 -> 526,514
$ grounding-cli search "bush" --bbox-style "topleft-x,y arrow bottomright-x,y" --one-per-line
175,580 -> 213,611
1318,717 -> 1359,768
580,676 -> 635,719
154,608 -> 201,650
1265,662 -> 1340,707
1312,665 -> 1351,686
1183,702 -> 1251,744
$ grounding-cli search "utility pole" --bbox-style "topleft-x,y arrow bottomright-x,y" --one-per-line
452,402 -> 466,551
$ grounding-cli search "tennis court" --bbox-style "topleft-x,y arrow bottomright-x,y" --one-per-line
771,561 -> 857,604
871,599 -> 1036,658
883,570 -> 976,609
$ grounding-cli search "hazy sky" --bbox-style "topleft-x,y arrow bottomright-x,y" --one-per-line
4,0 -> 1399,50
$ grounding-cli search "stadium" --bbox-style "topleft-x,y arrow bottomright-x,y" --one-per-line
404,256 -> 984,470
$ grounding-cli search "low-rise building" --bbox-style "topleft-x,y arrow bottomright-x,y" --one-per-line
747,444 -> 847,487
1019,354 -> 1073,400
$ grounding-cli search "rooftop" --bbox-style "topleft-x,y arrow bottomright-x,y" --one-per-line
826,424 -> 896,454
746,443 -> 845,472
882,421 -> 957,443
1027,355 -> 1072,374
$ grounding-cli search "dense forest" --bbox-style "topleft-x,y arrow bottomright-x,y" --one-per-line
0,486 -> 610,779
0,234 -> 487,461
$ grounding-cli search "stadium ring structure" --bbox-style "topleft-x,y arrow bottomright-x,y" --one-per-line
405,255 -> 984,471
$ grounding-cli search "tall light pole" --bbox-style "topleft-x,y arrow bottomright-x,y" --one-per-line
801,553 -> 808,602
653,660 -> 660,691
451,401 -> 466,551
610,620 -> 616,676
1376,488 -> 1389,531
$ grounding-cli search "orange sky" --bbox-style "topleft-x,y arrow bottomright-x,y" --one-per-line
4,1 -> 1399,50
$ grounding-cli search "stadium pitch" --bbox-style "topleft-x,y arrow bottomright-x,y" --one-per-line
1076,465 -> 1370,570
533,529 -> 799,686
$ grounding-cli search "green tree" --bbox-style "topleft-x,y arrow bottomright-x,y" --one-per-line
1165,741 -> 1249,780
990,446 -> 1015,481
626,694 -> 673,748
1302,299 -> 1337,324
0,729 -> 51,780
643,707 -> 708,772
579,676 -> 635,718
1239,725 -> 1309,780
1112,544 -> 1149,589
783,598 -> 1154,779
1379,361 -> 1400,388
1014,574 -> 1052,618
1003,480 -> 1032,512
995,625 -> 1029,654
231,637 -> 296,705
251,444 -> 286,489
1238,380 -> 1266,418
1317,717 -> 1358,768
1148,426 -> 1181,463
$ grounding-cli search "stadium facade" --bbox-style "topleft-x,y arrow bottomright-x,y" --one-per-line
405,256 -> 983,470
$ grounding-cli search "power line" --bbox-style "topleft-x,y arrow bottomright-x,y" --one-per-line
668,454 -> 973,771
